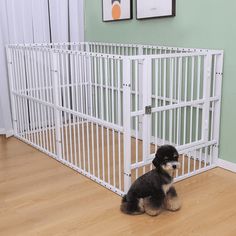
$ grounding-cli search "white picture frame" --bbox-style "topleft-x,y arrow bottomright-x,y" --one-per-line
136,0 -> 176,20
102,0 -> 132,22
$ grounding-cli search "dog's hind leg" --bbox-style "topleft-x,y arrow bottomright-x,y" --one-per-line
164,187 -> 181,211
120,195 -> 145,215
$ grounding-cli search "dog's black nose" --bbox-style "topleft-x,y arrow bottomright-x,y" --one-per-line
173,165 -> 177,169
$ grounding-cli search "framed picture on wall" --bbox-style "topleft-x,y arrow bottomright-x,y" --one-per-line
136,0 -> 176,20
102,0 -> 132,22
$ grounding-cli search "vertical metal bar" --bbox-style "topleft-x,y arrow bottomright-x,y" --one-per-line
89,56 -> 95,175
190,56 -> 195,143
68,112 -> 73,164
71,54 -> 78,166
162,58 -> 167,144
210,57 -> 217,142
39,51 -> 46,150
210,145 -> 213,165
196,56 -> 201,141
6,47 -> 18,135
123,58 -> 132,193
204,147 -> 207,167
155,59 -> 159,150
183,57 -> 188,145
15,50 -> 23,137
105,58 -> 110,184
24,49 -> 33,144
111,59 -> 116,186
75,54 -> 80,160
202,54 -> 212,144
100,57 -> 105,180
142,57 -> 152,175
62,54 -> 69,162
169,58 -> 174,144
94,57 -> 100,178
159,58 -> 162,142
117,60 -> 122,189
84,55 -> 91,173
28,49 -> 36,145
13,50 -> 22,135
65,53 -> 73,163
138,46 -> 143,138
177,57 -> 182,145
51,52 -> 62,160
75,53 -> 82,167
199,148 -> 203,169
173,57 -> 177,144
187,152 -> 191,173
135,60 -> 139,178
32,50 -> 40,146
35,51 -> 42,146
213,53 -> 224,165
44,51 -> 52,152
18,50 -> 28,140
79,55 -> 86,170
49,51 -> 56,154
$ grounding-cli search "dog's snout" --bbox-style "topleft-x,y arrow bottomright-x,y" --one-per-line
172,165 -> 177,169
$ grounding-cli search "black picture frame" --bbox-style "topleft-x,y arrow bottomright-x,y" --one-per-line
136,0 -> 176,20
102,0 -> 133,22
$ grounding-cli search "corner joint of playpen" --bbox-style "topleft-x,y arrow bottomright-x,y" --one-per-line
123,58 -> 132,193
6,46 -> 18,135
51,52 -> 63,160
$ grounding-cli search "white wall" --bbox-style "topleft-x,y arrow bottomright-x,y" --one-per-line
0,0 -> 84,137
0,96 -> 5,135
0,21 -> 13,136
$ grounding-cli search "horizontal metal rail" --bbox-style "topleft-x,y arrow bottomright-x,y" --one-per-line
131,96 -> 220,117
127,51 -> 222,61
131,140 -> 218,170
12,92 -> 123,132
7,41 -> 223,55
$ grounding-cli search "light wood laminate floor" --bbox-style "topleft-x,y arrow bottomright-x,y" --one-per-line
1,136 -> 236,236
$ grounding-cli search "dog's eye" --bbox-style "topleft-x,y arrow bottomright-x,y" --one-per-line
164,156 -> 169,160
173,155 -> 178,160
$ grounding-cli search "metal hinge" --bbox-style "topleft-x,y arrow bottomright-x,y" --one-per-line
138,59 -> 144,65
51,69 -> 58,73
124,172 -> 131,177
145,105 -> 152,114
123,83 -> 131,87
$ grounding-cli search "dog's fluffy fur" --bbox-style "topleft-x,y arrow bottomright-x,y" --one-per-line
120,145 -> 181,216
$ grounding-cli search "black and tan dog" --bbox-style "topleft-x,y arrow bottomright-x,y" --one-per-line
120,145 -> 181,216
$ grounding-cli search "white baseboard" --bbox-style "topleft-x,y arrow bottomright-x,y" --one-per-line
6,129 -> 14,138
0,128 -> 5,135
218,159 -> 236,173
0,129 -> 14,138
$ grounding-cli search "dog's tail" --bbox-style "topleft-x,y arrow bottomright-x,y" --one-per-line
120,195 -> 128,213
120,195 -> 144,215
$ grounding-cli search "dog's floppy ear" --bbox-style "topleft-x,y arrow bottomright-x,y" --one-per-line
152,153 -> 159,168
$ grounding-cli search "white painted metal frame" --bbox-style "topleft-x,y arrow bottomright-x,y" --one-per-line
6,42 -> 224,196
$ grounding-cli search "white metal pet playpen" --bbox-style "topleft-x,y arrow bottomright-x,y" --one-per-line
6,42 -> 223,196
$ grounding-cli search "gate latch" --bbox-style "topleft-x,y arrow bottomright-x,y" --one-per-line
145,106 -> 152,115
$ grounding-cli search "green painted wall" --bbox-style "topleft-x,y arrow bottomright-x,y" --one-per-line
85,0 -> 236,163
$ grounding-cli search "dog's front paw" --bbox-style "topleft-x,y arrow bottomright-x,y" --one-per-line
164,197 -> 181,211
138,198 -> 145,213
143,197 -> 162,216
